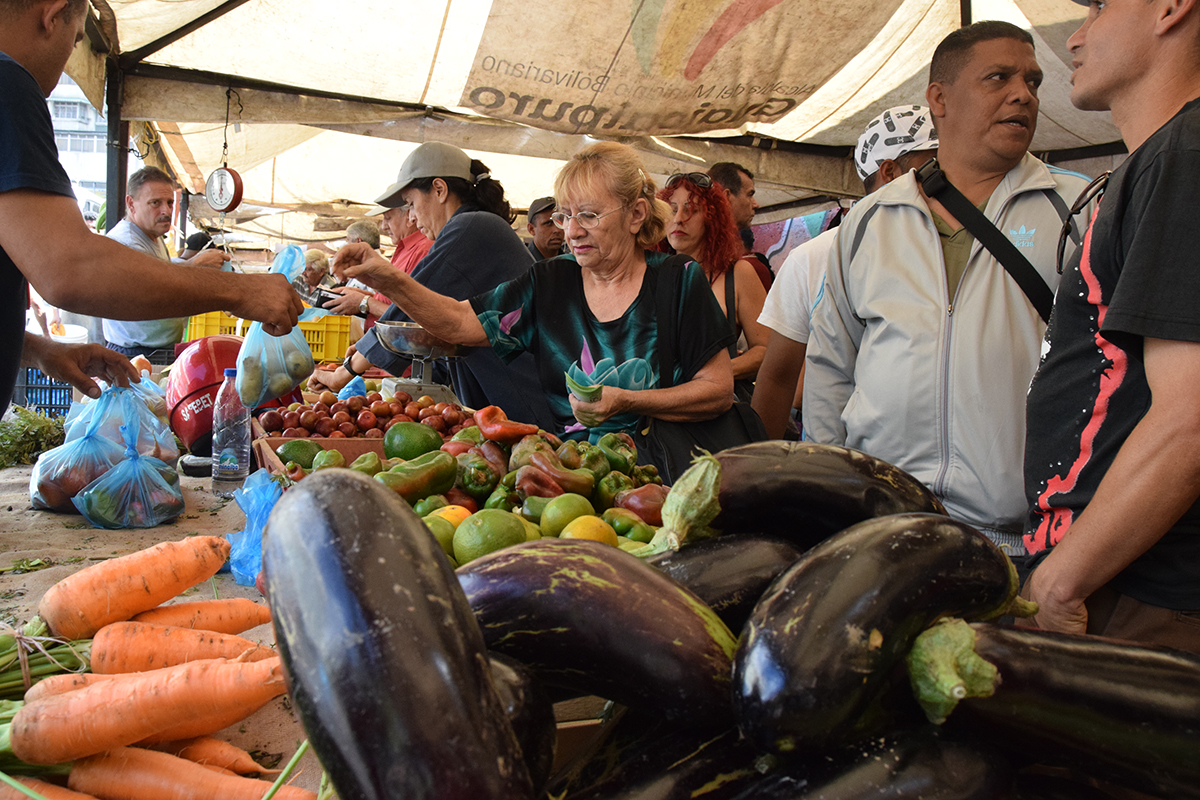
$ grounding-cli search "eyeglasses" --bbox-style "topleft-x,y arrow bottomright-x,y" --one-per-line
1056,171 -> 1109,274
665,172 -> 713,189
551,207 -> 624,230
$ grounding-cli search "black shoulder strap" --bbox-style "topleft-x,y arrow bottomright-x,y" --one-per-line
917,159 -> 1053,323
723,268 -> 738,358
654,258 -> 684,390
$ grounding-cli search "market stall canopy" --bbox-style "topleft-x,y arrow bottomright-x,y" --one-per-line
74,0 -> 1117,239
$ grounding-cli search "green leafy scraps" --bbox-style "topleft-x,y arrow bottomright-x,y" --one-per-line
0,407 -> 65,469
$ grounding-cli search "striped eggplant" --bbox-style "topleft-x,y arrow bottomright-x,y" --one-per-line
733,513 -> 1022,753
456,538 -> 738,729
646,534 -> 807,634
712,442 -> 946,549
263,468 -> 533,800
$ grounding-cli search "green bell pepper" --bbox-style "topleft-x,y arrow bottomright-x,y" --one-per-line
556,440 -> 584,470
311,448 -> 346,472
630,464 -> 662,487
413,493 -> 448,517
450,425 -> 485,444
597,432 -> 638,475
348,451 -> 383,477
519,495 -> 553,523
577,443 -> 612,483
456,450 -> 501,500
602,507 -> 656,543
593,470 -> 635,511
375,450 -> 457,505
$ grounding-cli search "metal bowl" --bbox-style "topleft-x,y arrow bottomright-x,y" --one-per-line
373,321 -> 464,359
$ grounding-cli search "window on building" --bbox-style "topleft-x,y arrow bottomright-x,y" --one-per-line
52,101 -> 82,120
54,132 -> 105,153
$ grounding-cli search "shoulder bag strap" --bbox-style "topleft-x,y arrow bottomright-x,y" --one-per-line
654,259 -> 683,390
723,267 -> 738,358
916,158 -> 1053,323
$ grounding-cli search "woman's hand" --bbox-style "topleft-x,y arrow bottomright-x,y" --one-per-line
332,242 -> 399,295
569,387 -> 629,428
323,286 -> 370,316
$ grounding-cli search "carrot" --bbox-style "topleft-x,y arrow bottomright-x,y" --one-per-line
130,599 -> 271,635
136,700 -> 269,746
68,747 -> 316,800
38,537 -> 231,640
150,737 -> 281,776
0,777 -> 98,800
23,673 -> 116,703
10,656 -> 286,765
89,622 -> 274,674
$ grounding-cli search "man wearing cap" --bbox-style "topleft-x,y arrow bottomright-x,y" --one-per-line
525,196 -> 567,261
1018,0 -> 1200,651
803,21 -> 1093,550
751,105 -> 937,440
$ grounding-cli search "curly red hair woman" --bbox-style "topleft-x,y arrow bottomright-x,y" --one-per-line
657,173 -> 768,385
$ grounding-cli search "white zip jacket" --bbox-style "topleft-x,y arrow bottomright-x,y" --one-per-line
802,153 -> 1092,545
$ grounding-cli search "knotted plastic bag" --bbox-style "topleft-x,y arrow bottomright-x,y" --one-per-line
72,422 -> 185,529
226,468 -> 283,586
235,245 -> 331,408
63,385 -> 178,462
30,391 -> 126,512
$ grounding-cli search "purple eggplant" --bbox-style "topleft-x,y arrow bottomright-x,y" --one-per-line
263,468 -> 533,800
488,652 -> 556,795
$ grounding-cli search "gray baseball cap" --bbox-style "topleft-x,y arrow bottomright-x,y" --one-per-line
527,196 -> 556,221
375,142 -> 474,207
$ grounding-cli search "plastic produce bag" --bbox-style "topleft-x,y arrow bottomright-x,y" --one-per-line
64,385 -> 178,462
72,422 -> 185,529
338,375 -> 366,401
129,370 -> 170,425
227,468 -> 283,586
30,391 -> 126,512
235,246 -> 333,408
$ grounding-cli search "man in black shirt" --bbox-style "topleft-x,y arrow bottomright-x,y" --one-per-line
1022,0 -> 1200,652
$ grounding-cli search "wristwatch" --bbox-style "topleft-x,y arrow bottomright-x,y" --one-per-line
343,354 -> 364,378
357,295 -> 370,316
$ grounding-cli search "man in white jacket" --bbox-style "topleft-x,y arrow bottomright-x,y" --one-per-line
803,21 -> 1093,551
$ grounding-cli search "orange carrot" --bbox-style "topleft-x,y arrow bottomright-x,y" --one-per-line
38,537 -> 231,639
136,700 -> 269,746
10,656 -> 286,765
89,621 -> 274,674
68,747 -> 317,800
150,736 -> 281,776
0,777 -> 98,800
130,599 -> 272,635
23,673 -> 116,703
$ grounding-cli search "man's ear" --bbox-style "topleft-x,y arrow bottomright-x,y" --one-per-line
877,159 -> 904,185
39,0 -> 73,37
124,194 -> 136,215
1156,0 -> 1200,36
926,82 -> 948,120
526,222 -> 536,236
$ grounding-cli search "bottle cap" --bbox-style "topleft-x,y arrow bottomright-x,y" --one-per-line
224,368 -> 237,377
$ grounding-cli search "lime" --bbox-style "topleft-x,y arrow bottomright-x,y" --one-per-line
423,514 -> 456,556
453,509 -> 528,565
540,493 -> 595,538
560,515 -> 619,546
275,439 -> 324,470
512,512 -> 543,541
384,421 -> 444,461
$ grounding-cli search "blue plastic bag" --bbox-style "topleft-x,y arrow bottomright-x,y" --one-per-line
338,375 -> 366,401
235,246 -> 333,408
30,390 -> 126,512
64,385 -> 178,462
72,422 -> 185,529
228,468 -> 283,586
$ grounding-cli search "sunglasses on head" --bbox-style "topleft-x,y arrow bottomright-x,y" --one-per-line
665,172 -> 713,189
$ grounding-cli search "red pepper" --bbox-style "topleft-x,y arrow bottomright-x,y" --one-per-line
440,440 -> 476,457
614,484 -> 669,527
477,440 -> 510,478
444,485 -> 479,513
529,450 -> 595,497
514,465 -> 565,499
538,430 -> 564,449
475,405 -> 540,445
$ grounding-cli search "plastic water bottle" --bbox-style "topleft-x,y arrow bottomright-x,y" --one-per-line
212,368 -> 250,497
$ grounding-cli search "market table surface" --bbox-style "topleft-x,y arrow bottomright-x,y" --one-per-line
0,465 -> 325,794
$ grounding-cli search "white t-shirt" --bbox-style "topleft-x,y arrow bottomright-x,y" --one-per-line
758,227 -> 838,344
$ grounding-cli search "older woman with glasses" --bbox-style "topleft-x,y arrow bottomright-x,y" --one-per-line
332,141 -> 736,444
658,173 -> 769,396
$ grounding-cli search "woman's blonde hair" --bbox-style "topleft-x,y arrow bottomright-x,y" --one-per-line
554,142 -> 671,249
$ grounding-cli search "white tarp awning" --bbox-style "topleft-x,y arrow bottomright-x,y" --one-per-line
73,0 -> 1115,239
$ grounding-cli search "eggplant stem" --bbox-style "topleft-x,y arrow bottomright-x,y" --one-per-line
906,618 -> 998,724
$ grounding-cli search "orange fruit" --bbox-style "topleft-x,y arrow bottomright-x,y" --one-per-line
559,515 -> 619,547
428,504 -> 472,530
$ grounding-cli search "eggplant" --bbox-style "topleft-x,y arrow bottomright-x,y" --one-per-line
945,623 -> 1200,798
733,513 -> 1021,753
262,468 -> 534,800
456,538 -> 738,729
712,442 -> 946,548
548,708 -> 768,800
728,726 -> 1013,800
489,652 -> 556,796
646,534 -> 807,634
